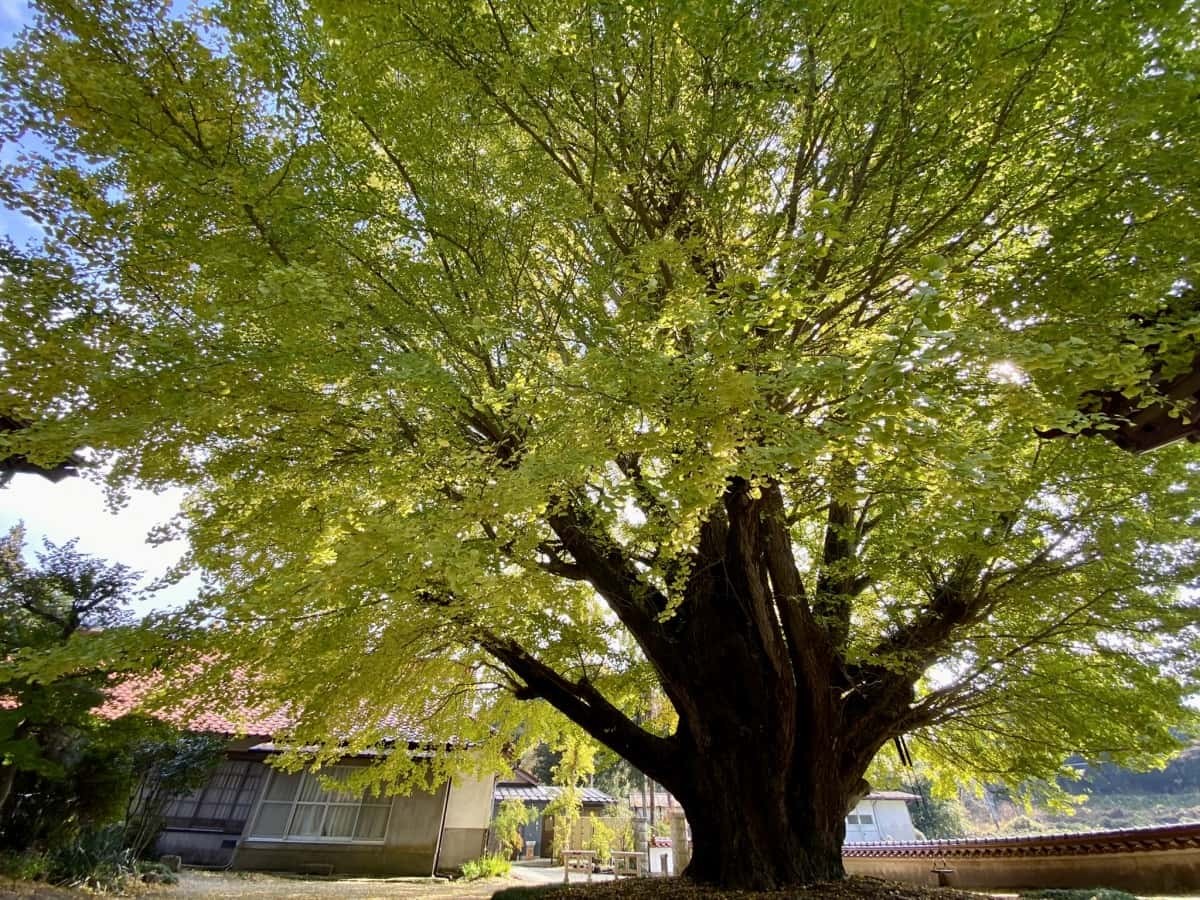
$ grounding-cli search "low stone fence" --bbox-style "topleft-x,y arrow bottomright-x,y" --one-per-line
843,823 -> 1200,893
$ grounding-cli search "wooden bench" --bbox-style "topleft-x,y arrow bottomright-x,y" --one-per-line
563,849 -> 595,884
611,850 -> 647,878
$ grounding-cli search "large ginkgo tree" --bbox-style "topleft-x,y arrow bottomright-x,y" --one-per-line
2,0 -> 1198,886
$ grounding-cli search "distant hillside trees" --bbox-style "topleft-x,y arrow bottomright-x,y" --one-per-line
1070,744 -> 1200,796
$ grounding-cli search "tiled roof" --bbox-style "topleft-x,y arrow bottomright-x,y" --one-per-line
94,675 -> 429,745
628,791 -> 682,808
841,823 -> 1200,859
864,790 -> 919,802
494,784 -> 615,805
97,676 -> 294,739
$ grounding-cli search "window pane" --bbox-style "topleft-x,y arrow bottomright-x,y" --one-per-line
298,773 -> 326,803
198,761 -> 237,818
229,768 -> 264,826
324,805 -> 357,838
165,794 -> 200,819
324,768 -> 359,802
197,787 -> 235,820
230,797 -> 256,824
252,802 -> 292,838
290,804 -> 325,837
266,772 -> 302,803
860,814 -> 874,824
355,805 -> 389,840
240,768 -> 265,805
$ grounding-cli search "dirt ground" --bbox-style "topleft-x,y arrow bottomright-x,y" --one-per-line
0,871 -> 514,900
5,872 -> 1200,900
0,878 -> 80,899
0,872 -> 987,899
489,875 -> 983,899
147,870 -> 514,899
149,876 -> 1034,900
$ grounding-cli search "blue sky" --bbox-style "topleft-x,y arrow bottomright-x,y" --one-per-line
0,0 -> 27,42
1,1 -> 198,615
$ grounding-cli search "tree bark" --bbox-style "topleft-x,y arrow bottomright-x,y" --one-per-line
656,565 -> 863,887
672,737 -> 854,888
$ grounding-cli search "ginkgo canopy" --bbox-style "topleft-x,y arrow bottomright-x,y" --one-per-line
1,0 -> 1197,887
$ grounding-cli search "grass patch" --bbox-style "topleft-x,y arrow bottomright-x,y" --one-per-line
0,850 -> 51,882
459,852 -> 512,881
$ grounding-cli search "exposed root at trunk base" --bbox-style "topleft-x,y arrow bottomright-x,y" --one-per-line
491,875 -> 988,900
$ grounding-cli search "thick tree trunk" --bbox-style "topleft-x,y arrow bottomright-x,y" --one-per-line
674,744 -> 852,888
633,484 -> 857,888
494,481 -> 906,889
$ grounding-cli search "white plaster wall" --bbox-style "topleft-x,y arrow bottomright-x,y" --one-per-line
649,846 -> 673,874
869,799 -> 917,841
442,774 -> 496,829
847,800 -> 881,842
845,798 -> 916,842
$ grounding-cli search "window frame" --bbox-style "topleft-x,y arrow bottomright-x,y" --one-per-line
246,765 -> 392,845
162,759 -> 265,835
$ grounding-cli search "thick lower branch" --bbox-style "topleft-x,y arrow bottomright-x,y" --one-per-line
546,500 -> 675,662
721,479 -> 791,680
478,631 -> 677,783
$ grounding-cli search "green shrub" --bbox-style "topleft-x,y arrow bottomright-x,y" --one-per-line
1003,814 -> 1045,833
123,730 -> 225,858
907,776 -> 967,838
1019,889 -> 1137,900
135,860 -> 179,885
0,847 -> 158,893
460,852 -> 513,880
491,798 -> 535,859
0,850 -> 50,881
490,887 -> 558,900
46,824 -> 139,892
586,817 -> 615,865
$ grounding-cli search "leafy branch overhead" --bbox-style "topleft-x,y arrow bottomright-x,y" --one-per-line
1,0 -> 1198,887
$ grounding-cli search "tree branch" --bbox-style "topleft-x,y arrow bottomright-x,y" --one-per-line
477,630 -> 678,783
753,480 -> 832,689
546,498 -> 669,642
870,556 -> 987,672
